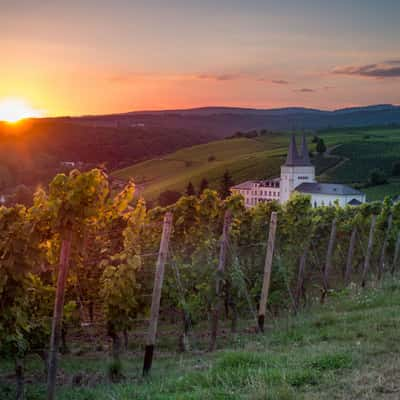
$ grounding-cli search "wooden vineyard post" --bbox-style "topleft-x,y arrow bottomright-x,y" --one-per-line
143,212 -> 173,377
321,218 -> 337,303
361,215 -> 377,288
47,230 -> 73,400
344,226 -> 357,286
395,234 -> 400,273
391,233 -> 400,275
209,210 -> 232,351
294,245 -> 308,313
15,358 -> 24,400
258,212 -> 278,332
378,214 -> 393,281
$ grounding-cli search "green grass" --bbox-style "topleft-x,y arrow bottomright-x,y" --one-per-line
329,142 -> 400,183
363,179 -> 400,201
319,126 -> 400,185
113,135 -> 289,201
112,126 -> 400,202
3,281 -> 400,399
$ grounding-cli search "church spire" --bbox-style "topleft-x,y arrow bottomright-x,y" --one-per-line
300,134 -> 312,166
284,134 -> 300,166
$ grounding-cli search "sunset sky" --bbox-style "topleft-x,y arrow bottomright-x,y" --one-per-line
1,0 -> 400,116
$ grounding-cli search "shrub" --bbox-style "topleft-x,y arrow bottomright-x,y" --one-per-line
392,160 -> 400,176
316,138 -> 327,154
368,168 -> 387,186
158,190 -> 181,206
219,170 -> 234,199
107,360 -> 124,383
186,181 -> 196,196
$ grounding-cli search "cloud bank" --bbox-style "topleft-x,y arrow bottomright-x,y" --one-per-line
333,60 -> 400,78
197,73 -> 241,81
294,88 -> 315,93
271,79 -> 289,85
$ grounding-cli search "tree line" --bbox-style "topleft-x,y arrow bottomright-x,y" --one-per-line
158,171 -> 235,206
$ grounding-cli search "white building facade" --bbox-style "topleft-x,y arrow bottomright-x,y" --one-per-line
231,178 -> 280,207
231,134 -> 366,208
279,135 -> 316,203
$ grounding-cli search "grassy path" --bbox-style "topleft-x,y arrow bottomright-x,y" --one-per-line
2,280 -> 400,399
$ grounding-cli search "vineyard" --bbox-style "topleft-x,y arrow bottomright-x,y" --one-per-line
113,126 -> 400,203
1,168 -> 400,400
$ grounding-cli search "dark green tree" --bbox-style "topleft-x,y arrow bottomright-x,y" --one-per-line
312,135 -> 319,144
368,168 -> 387,186
316,138 -> 327,154
158,190 -> 181,206
219,171 -> 234,199
199,178 -> 209,194
186,181 -> 196,196
392,161 -> 400,176
13,185 -> 33,207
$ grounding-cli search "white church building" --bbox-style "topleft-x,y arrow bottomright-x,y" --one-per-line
231,135 -> 366,208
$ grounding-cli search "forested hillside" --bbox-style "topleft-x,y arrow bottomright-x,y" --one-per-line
69,104 -> 400,136
2,104 -> 400,196
0,119 -> 215,190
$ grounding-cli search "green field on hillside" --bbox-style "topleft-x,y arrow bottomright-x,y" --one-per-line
113,126 -> 400,202
363,180 -> 400,201
113,135 -> 289,200
2,281 -> 400,399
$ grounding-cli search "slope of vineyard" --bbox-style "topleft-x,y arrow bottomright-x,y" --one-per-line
1,168 -> 400,399
112,135 -> 289,200
113,126 -> 400,202
363,180 -> 400,201
325,127 -> 400,183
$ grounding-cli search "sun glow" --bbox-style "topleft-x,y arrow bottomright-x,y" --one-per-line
0,98 -> 44,123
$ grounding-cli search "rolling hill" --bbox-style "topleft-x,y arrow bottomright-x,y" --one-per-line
2,104 -> 400,195
66,104 -> 400,138
113,134 -> 288,200
0,119 -> 216,190
113,126 -> 400,203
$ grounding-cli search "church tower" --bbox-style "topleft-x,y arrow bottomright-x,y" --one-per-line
279,134 -> 316,203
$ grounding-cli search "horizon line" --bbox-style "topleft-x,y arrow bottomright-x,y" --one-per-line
6,102 -> 397,121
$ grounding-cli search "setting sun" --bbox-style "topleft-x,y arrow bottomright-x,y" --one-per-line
0,98 -> 44,123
